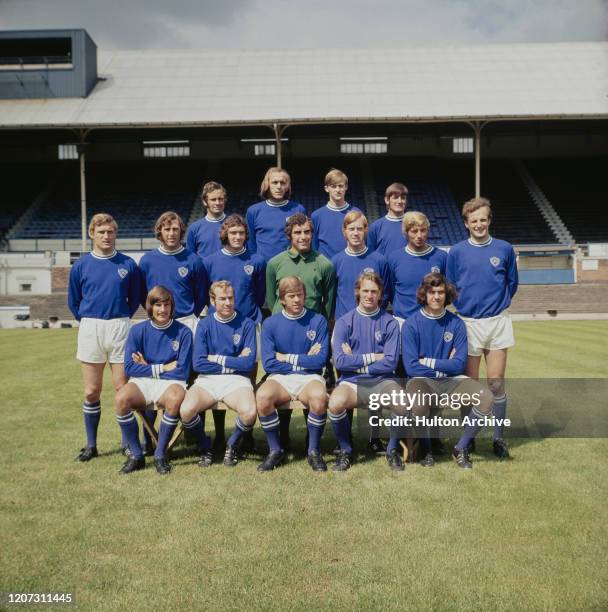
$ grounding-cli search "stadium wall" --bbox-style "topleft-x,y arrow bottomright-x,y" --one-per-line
0,253 -> 51,295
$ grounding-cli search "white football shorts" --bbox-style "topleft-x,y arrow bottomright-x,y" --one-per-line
460,310 -> 515,357
130,377 -> 187,406
268,373 -> 326,400
77,317 -> 130,364
193,374 -> 253,402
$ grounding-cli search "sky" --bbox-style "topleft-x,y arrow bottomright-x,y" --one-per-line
1,0 -> 607,50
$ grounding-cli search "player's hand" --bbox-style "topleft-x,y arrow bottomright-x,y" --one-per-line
276,352 -> 287,362
341,343 -> 352,355
132,352 -> 148,365
163,360 -> 178,372
240,347 -> 252,357
308,343 -> 322,356
374,353 -> 384,361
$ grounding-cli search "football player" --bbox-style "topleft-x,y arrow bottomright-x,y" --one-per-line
367,182 -> 408,256
179,281 -> 257,468
257,277 -> 329,472
115,286 -> 192,474
186,181 -> 228,259
68,213 -> 141,462
446,198 -> 518,458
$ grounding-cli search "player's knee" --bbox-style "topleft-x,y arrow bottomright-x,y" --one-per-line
308,392 -> 328,414
84,387 -> 101,404
179,398 -> 197,422
164,388 -> 185,412
328,394 -> 347,414
410,403 -> 429,418
487,378 -> 505,397
255,387 -> 275,413
115,391 -> 132,415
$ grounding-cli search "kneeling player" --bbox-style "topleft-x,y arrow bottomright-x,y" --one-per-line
257,276 -> 329,472
329,272 -> 402,472
115,286 -> 192,475
401,273 -> 494,469
179,281 -> 257,468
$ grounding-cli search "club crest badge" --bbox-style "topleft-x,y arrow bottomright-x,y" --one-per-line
490,257 -> 500,267
233,334 -> 241,345
431,266 -> 440,273
178,267 -> 188,278
364,267 -> 374,274
375,330 -> 383,342
243,265 -> 254,276
444,331 -> 453,342
306,330 -> 316,341
117,268 -> 128,279
171,340 -> 180,351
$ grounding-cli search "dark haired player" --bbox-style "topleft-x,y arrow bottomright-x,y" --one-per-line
447,198 -> 518,458
367,182 -> 408,256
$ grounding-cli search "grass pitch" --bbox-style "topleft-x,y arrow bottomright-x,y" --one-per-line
1,321 -> 607,611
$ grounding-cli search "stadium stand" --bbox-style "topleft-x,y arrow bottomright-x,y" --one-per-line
441,159 -> 557,245
524,157 -> 608,243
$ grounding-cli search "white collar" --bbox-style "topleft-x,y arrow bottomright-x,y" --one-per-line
405,244 -> 433,257
468,236 -> 492,247
205,213 -> 226,223
91,250 -> 117,260
221,247 -> 246,256
158,245 -> 184,255
420,307 -> 446,320
281,308 -> 307,320
151,318 -> 173,329
356,306 -> 380,317
326,202 -> 349,212
213,311 -> 237,323
385,214 -> 404,222
266,199 -> 288,208
345,246 -> 368,257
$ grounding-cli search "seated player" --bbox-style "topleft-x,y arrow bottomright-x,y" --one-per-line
204,214 -> 266,326
186,181 -> 228,259
68,213 -> 141,462
246,167 -> 306,262
367,182 -> 408,256
447,197 -> 518,458
387,211 -> 447,326
115,286 -> 192,475
257,276 -> 329,472
329,272 -> 403,472
401,273 -> 494,469
311,168 -> 361,259
179,281 -> 257,468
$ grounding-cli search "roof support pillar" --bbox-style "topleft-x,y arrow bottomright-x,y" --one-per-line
469,121 -> 488,198
273,123 -> 287,168
76,128 -> 91,252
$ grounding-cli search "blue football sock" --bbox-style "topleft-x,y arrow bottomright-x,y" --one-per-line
329,410 -> 352,454
227,416 -> 253,448
493,394 -> 507,440
116,412 -> 143,459
386,425 -> 401,452
155,412 -> 179,459
455,407 -> 485,451
259,411 -> 281,452
142,409 -> 156,447
182,414 -> 211,453
82,401 -> 101,448
307,412 -> 327,454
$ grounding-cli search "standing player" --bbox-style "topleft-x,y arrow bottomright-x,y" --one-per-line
329,272 -> 402,472
246,167 -> 306,262
401,273 -> 495,468
186,181 -> 228,259
367,182 -> 408,256
68,213 -> 141,462
179,281 -> 257,468
446,198 -> 518,458
257,277 -> 329,472
115,286 -> 192,474
311,168 -> 361,259
331,211 -> 390,320
204,214 -> 266,326
387,211 -> 447,326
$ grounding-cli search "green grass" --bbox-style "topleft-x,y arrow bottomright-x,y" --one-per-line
1,322 -> 607,611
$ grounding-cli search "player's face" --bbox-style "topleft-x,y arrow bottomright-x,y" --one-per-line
91,223 -> 116,253
465,206 -> 491,242
290,223 -> 312,254
211,287 -> 235,318
325,182 -> 347,205
205,190 -> 226,218
268,172 -> 289,201
152,299 -> 172,324
385,192 -> 407,216
343,219 -> 367,250
358,279 -> 381,312
281,288 -> 305,316
226,225 -> 247,251
406,224 -> 429,250
159,220 -> 182,250
425,284 -> 447,314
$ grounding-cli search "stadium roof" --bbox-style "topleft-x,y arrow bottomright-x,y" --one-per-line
1,41 -> 607,129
